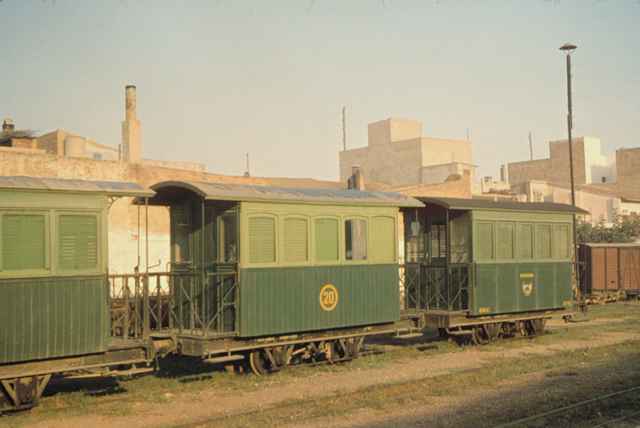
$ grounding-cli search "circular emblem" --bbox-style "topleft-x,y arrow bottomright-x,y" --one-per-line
319,284 -> 339,311
522,281 -> 534,297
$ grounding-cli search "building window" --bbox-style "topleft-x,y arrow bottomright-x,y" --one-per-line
2,214 -> 47,271
314,218 -> 339,262
249,216 -> 276,263
345,219 -> 367,261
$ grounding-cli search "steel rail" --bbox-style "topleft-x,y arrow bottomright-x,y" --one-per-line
495,385 -> 640,428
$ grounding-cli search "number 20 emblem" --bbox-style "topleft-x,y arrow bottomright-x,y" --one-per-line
319,284 -> 339,311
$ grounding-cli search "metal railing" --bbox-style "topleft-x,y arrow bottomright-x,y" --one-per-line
403,263 -> 471,312
108,266 -> 238,340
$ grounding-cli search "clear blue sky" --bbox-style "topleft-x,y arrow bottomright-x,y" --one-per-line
1,0 -> 638,181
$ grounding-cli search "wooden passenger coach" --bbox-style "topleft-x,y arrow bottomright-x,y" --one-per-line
137,181 -> 424,373
0,176 -> 155,412
402,197 -> 587,344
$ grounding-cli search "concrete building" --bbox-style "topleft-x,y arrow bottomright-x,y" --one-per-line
509,137 -> 616,187
339,118 -> 475,188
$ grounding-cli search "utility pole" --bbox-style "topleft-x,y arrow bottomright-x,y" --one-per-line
342,106 -> 347,151
560,42 -> 581,309
528,131 -> 533,160
244,153 -> 250,177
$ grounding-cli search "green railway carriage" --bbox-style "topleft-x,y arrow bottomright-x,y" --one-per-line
402,197 -> 587,343
0,176 -> 155,412
143,181 -> 423,372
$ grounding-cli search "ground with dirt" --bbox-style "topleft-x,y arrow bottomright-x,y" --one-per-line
2,303 -> 640,428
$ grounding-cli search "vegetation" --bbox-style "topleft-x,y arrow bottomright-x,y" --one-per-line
578,213 -> 640,243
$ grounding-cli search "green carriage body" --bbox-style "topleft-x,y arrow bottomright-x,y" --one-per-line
150,181 -> 421,339
0,177 -> 151,365
403,198 -> 586,319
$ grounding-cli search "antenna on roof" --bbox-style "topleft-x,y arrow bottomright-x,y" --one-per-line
342,106 -> 347,151
244,153 -> 250,177
528,131 -> 533,160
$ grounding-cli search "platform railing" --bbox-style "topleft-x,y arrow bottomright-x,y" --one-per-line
402,263 -> 471,312
108,267 -> 238,340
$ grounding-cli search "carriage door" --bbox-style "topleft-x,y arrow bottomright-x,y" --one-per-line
171,203 -> 193,272
213,207 -> 238,334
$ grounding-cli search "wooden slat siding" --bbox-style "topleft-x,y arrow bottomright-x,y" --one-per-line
283,218 -> 308,262
239,264 -> 399,337
0,276 -> 108,364
248,216 -> 275,263
2,214 -> 46,270
58,215 -> 98,270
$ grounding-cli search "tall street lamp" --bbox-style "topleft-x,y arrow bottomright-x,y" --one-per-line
559,42 -> 581,307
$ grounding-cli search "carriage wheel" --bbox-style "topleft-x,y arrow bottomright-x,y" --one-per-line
471,326 -> 490,345
484,323 -> 502,342
248,346 -> 291,376
525,319 -> 546,336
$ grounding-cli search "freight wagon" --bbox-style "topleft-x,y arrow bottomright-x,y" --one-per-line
402,197 -> 586,344
580,243 -> 640,300
0,176 -> 156,412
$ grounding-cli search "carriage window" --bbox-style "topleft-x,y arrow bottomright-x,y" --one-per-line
2,214 -> 47,271
477,222 -> 494,260
552,224 -> 570,259
284,217 -> 308,262
249,216 -> 276,263
429,224 -> 447,261
220,212 -> 237,263
496,223 -> 514,259
345,219 -> 367,261
517,224 -> 533,259
371,216 -> 395,262
314,218 -> 339,262
58,215 -> 98,270
535,224 -> 552,259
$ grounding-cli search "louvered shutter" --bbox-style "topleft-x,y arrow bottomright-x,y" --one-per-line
58,215 -> 98,270
517,224 -> 533,259
535,224 -> 552,259
284,218 -> 308,262
2,214 -> 46,270
249,217 -> 275,263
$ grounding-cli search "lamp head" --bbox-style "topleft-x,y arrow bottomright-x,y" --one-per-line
559,43 -> 577,52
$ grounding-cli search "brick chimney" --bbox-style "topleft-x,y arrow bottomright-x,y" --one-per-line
348,166 -> 366,191
2,118 -> 15,133
121,85 -> 141,162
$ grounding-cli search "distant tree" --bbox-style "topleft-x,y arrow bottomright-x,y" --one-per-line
577,213 -> 640,243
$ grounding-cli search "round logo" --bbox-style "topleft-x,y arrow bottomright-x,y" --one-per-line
319,284 -> 339,311
522,282 -> 534,297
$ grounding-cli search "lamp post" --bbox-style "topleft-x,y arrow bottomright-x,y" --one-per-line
559,42 -> 582,308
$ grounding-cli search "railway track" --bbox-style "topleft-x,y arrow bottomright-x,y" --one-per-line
495,385 -> 640,428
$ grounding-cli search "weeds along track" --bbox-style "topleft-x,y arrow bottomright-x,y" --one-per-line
495,385 -> 640,428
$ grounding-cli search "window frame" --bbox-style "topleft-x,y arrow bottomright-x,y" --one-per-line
0,210 -> 51,276
517,222 -> 534,260
281,215 -> 311,265
475,221 -> 495,261
495,221 -> 515,260
534,223 -> 553,260
312,216 -> 341,265
55,210 -> 102,274
246,213 -> 278,267
343,216 -> 369,264
370,215 -> 397,263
